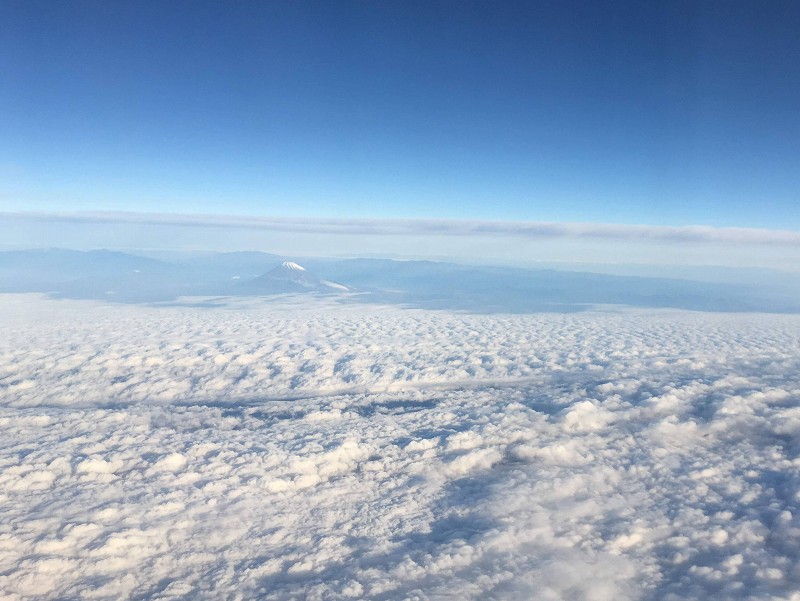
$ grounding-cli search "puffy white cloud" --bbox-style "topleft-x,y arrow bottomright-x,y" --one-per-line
1,294 -> 800,599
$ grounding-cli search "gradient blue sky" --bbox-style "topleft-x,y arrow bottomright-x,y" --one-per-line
2,0 -> 799,228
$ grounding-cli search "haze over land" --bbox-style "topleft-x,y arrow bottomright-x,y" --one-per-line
3,247 -> 800,314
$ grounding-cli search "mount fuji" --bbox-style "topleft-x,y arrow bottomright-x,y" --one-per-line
241,261 -> 351,294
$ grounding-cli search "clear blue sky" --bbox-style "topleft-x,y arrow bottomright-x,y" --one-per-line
2,0 -> 799,228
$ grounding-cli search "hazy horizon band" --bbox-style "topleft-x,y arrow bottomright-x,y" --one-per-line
3,210 -> 800,247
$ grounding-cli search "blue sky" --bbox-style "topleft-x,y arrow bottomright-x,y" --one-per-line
2,0 -> 799,229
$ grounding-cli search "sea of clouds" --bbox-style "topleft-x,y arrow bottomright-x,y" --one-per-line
2,294 -> 800,600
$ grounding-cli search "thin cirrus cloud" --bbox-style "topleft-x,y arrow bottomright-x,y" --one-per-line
5,210 -> 800,246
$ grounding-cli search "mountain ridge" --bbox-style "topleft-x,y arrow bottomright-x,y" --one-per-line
1,248 -> 799,313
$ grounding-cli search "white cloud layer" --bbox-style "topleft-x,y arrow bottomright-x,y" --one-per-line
6,210 -> 800,247
2,294 -> 800,599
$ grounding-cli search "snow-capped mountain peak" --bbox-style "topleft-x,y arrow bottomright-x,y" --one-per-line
241,260 -> 351,294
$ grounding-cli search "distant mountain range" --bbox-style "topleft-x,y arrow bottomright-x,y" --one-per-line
1,248 -> 799,313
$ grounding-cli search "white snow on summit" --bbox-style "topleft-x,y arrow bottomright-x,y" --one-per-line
280,260 -> 306,271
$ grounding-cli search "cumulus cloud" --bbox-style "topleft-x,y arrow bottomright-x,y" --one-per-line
2,294 -> 800,599
4,294 -> 800,409
5,209 -> 800,247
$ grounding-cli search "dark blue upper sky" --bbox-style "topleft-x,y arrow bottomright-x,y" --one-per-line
2,0 -> 799,228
